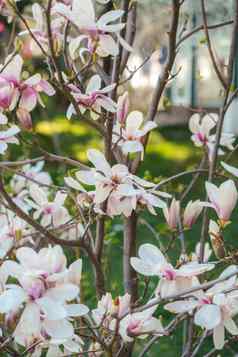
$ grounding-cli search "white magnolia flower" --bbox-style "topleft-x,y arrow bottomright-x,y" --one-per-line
131,244 -> 214,298
113,110 -> 157,156
28,185 -> 70,227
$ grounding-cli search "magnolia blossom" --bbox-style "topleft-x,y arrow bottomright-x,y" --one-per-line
0,55 -> 55,127
10,161 -> 52,195
54,0 -> 131,59
165,266 -> 238,350
189,113 -> 218,147
183,200 -> 203,228
67,75 -> 117,119
0,246 -> 88,347
0,125 -> 20,154
203,180 -> 238,224
119,304 -> 163,342
163,198 -> 180,230
19,4 -> 64,55
92,293 -> 162,342
28,185 -> 70,227
131,244 -> 214,298
113,110 -> 157,156
65,149 -> 167,217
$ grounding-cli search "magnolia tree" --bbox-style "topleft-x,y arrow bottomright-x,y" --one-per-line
0,0 -> 238,356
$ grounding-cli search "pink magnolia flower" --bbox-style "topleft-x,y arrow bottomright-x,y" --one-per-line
0,55 -> 55,125
183,200 -> 203,228
119,303 -> 163,342
163,198 -> 180,230
189,113 -> 218,147
165,266 -> 238,350
67,75 -> 117,119
0,245 -> 88,347
131,244 -> 214,298
113,110 -> 157,156
28,184 -> 70,227
203,180 -> 238,224
209,219 -> 226,259
0,125 -> 20,154
54,0 -> 132,59
65,149 -> 167,216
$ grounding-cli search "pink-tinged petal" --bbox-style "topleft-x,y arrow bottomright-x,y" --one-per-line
96,97 -> 117,112
29,184 -> 48,206
68,259 -> 82,285
201,113 -> 218,136
122,140 -> 144,154
69,35 -> 88,60
3,55 -> 23,82
177,262 -> 214,277
94,183 -> 112,203
218,179 -> 237,220
221,161 -> 238,177
126,111 -> 143,134
138,243 -> 167,266
24,74 -> 41,86
117,34 -> 134,52
87,149 -> 111,174
43,319 -> 74,339
52,207 -> 69,227
16,108 -> 32,130
194,304 -> 221,330
65,303 -> 89,317
224,318 -> 238,335
130,257 -> 156,276
0,287 -> 26,313
64,177 -> 86,191
75,170 -> 96,185
47,284 -> 79,302
19,87 -> 37,112
16,247 -> 38,268
86,75 -> 101,93
99,34 -> 119,56
72,0 -> 95,26
37,297 -> 67,320
117,92 -> 129,124
97,10 -> 124,27
141,121 -> 157,136
189,114 -> 200,134
165,300 -> 199,314
14,303 -> 41,347
213,324 -> 225,350
158,279 -> 178,298
38,80 -> 55,96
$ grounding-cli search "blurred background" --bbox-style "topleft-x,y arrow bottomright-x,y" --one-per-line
1,1 -> 238,355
